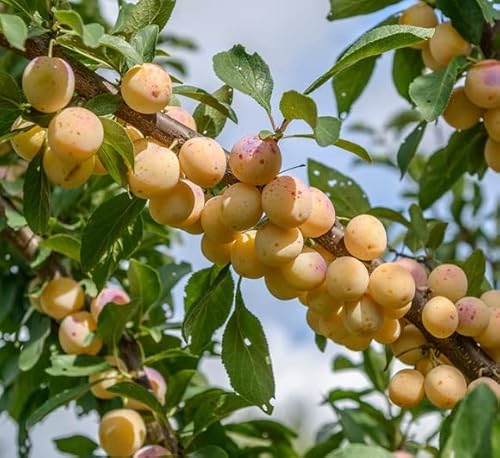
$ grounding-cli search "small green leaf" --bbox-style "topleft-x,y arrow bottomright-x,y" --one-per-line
99,34 -> 143,66
18,314 -> 50,371
314,116 -> 342,147
121,0 -> 176,35
0,14 -> 27,50
23,152 -> 51,234
84,94 -> 121,116
41,234 -> 81,262
213,45 -> 273,112
334,57 -> 377,116
54,435 -> 98,456
188,446 -> 228,458
173,85 -> 237,123
97,301 -> 139,349
369,207 -> 410,227
409,203 -> 429,247
333,355 -> 359,371
463,250 -> 486,297
109,381 -> 166,419
193,85 -> 234,138
397,121 -> 427,178
54,9 -> 84,36
409,56 -> 466,122
306,25 -> 434,93
82,23 -> 105,48
427,221 -> 448,250
328,0 -> 400,20
128,259 -> 161,310
392,48 -> 424,103
80,193 -> 146,272
330,444 -> 393,458
26,383 -> 91,427
5,206 -> 26,230
419,125 -> 487,208
314,334 -> 327,352
130,24 -> 159,63
308,159 -> 370,218
335,138 -> 371,162
279,90 -> 317,128
222,286 -> 275,412
442,385 -> 497,457
183,265 -> 235,354
46,355 -> 111,377
362,347 -> 389,392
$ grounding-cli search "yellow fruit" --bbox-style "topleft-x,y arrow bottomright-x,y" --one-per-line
99,409 -> 146,457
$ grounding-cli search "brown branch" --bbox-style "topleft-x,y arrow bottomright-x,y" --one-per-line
1,34 -> 499,385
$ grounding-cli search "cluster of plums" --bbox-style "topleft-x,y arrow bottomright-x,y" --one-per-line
400,1 -> 500,172
35,280 -> 171,457
13,41 -> 500,455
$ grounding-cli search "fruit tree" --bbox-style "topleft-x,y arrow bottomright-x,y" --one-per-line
0,0 -> 499,457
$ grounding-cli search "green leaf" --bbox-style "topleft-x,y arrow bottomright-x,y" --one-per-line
328,0 -> 400,20
130,24 -> 159,63
99,34 -> 143,66
80,193 -> 146,272
18,314 -> 50,371
222,286 -> 275,412
362,347 -> 389,392
0,71 -> 23,109
397,121 -> 426,178
82,23 -> 105,48
26,383 -> 91,427
314,116 -> 342,147
53,10 -> 86,39
427,221 -> 448,251
436,0 -> 485,44
108,381 -> 166,419
334,57 -> 377,116
308,159 -> 370,218
23,152 -> 51,234
46,355 -> 111,377
279,90 -> 317,128
5,206 -> 26,230
173,85 -> 238,123
54,435 -> 98,457
330,444 -> 393,458
0,14 -> 27,50
213,45 -> 273,112
335,138 -> 371,162
306,25 -> 434,93
392,48 -> 424,103
183,265 -> 235,354
409,203 -> 429,247
97,300 -> 139,349
369,207 -> 410,227
463,250 -> 486,297
409,56 -> 466,122
473,0 -> 497,24
97,118 -> 134,186
41,234 -> 81,262
315,334 -> 327,352
304,432 -> 343,458
419,125 -> 487,209
188,446 -> 229,458
128,259 -> 161,310
333,355 -> 360,371
442,385 -> 497,458
193,85 -> 234,138
121,0 -> 176,35
84,94 -> 121,116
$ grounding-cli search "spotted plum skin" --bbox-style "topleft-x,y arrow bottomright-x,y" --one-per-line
165,106 -> 197,131
261,176 -> 312,228
48,107 -> 104,162
22,57 -> 75,113
121,63 -> 172,114
58,311 -> 103,355
229,135 -> 282,185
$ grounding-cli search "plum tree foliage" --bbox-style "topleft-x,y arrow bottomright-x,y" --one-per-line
0,0 -> 499,457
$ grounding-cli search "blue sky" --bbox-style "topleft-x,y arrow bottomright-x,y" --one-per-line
1,0 -> 499,455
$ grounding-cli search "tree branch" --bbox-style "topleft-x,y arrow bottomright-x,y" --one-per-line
1,34 -> 498,384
